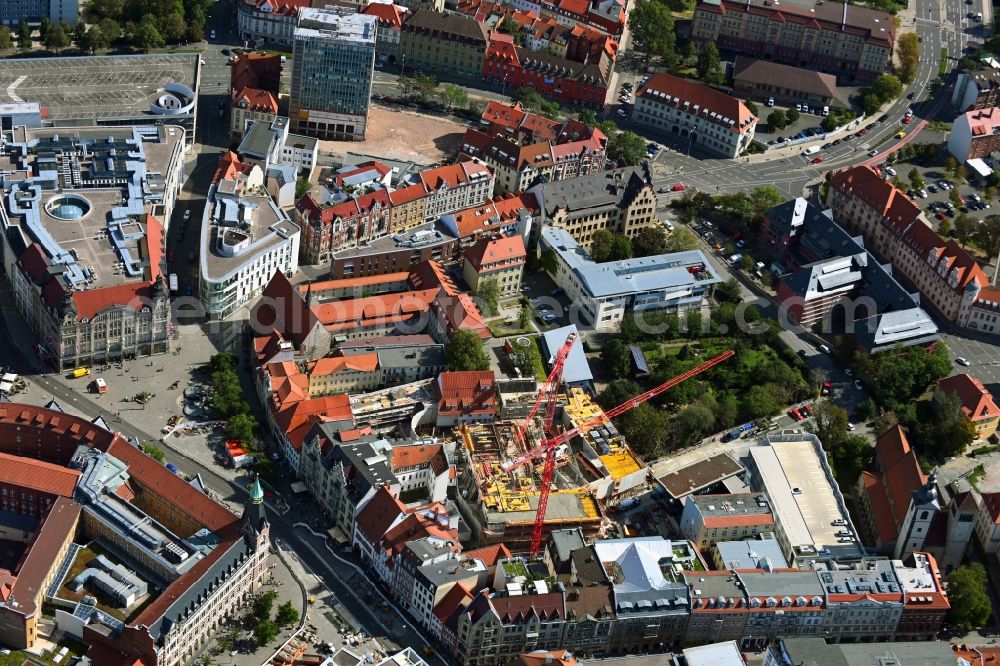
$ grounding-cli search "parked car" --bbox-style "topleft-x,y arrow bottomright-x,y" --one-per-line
811,156 -> 824,164
821,381 -> 832,396
854,379 -> 864,390
671,182 -> 685,191
767,96 -> 775,107
957,357 -> 971,366
884,166 -> 897,177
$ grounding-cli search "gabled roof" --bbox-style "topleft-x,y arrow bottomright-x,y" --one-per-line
403,8 -> 490,43
361,1 -> 406,27
380,506 -> 458,558
0,452 -> 81,497
474,590 -> 566,623
861,471 -> 898,544
433,582 -> 474,623
232,87 -> 279,115
939,373 -> 1000,422
355,486 -> 407,544
464,234 -> 527,272
873,426 -> 926,532
274,395 -> 354,452
462,543 -> 512,567
437,371 -> 496,415
251,271 -> 322,347
638,72 -> 756,133
389,443 -> 450,476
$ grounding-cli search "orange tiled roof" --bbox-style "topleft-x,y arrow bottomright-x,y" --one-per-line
638,72 -> 756,133
0,452 -> 80,497
861,471 -> 898,544
362,1 -> 406,27
232,87 -> 279,114
939,373 -> 1000,422
464,234 -> 527,272
433,582 -> 474,622
462,542 -> 512,566
310,353 -> 380,376
437,371 -> 496,415
299,273 -> 410,294
875,425 -> 926,531
390,443 -> 450,476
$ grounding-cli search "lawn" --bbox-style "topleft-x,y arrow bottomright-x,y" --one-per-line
502,560 -> 528,578
487,321 -> 533,337
0,636 -> 89,666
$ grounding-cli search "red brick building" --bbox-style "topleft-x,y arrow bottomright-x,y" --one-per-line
483,34 -> 610,108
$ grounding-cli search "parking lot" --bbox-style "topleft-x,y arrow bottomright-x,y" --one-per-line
942,331 -> 1000,389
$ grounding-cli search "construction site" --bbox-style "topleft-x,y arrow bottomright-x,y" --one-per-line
452,334 -> 735,555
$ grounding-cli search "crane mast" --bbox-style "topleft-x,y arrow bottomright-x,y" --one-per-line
510,348 -> 735,556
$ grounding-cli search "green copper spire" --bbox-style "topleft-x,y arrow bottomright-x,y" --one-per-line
250,476 -> 264,505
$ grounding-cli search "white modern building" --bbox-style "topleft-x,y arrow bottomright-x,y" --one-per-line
199,164 -> 301,319
632,72 -> 758,158
540,225 -> 721,331
237,115 -> 318,179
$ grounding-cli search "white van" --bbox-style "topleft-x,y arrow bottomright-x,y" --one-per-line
802,146 -> 820,156
976,11 -> 983,21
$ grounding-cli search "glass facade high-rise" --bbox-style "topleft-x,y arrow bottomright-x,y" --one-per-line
290,7 -> 377,141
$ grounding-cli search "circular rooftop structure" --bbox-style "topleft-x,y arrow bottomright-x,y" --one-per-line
45,194 -> 92,221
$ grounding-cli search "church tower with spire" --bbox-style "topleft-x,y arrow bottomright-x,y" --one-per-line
240,476 -> 271,592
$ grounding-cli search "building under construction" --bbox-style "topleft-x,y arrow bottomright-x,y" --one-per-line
456,420 -> 603,552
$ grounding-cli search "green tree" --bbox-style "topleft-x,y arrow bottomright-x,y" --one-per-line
81,26 -> 107,52
609,235 -> 632,261
129,15 -> 164,51
17,21 -> 31,49
518,301 -> 531,328
253,590 -> 278,620
602,339 -> 632,379
744,100 -> 759,116
439,83 -> 469,110
628,0 -> 675,64
855,397 -> 877,422
908,168 -> 924,191
226,413 -> 258,445
606,130 -> 647,166
696,42 -> 722,84
740,384 -> 783,420
475,279 -> 500,317
617,402 -> 670,458
159,12 -> 187,43
539,249 -> 557,274
768,109 -> 788,129
897,32 -> 920,83
922,390 -> 977,458
275,600 -> 300,626
185,21 -> 204,43
577,109 -> 598,126
715,278 -> 742,304
39,17 -> 51,40
44,22 -> 71,50
590,229 -> 615,262
207,352 -> 238,374
946,564 -> 993,631
497,15 -> 522,43
253,619 -> 279,647
141,442 -> 167,464
0,26 -> 12,50
938,217 -> 953,236
955,213 -> 977,245
73,20 -> 87,46
976,215 -> 1000,258
811,402 -> 851,451
785,107 -> 800,124
99,18 -> 121,44
509,338 -> 542,378
445,330 -> 489,371
295,178 -> 311,200
632,225 -> 668,257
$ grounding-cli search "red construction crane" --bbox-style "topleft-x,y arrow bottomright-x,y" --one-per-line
503,348 -> 735,556
517,332 -> 578,444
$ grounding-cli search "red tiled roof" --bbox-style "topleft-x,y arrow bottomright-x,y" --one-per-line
232,87 -> 279,114
381,508 -> 458,558
433,582 -> 473,622
71,281 -> 158,322
487,591 -> 566,622
251,271 -> 322,348
436,371 -> 496,416
313,288 -> 438,330
362,1 -> 406,27
105,438 -> 237,532
939,373 -> 1000,422
18,243 -> 49,284
875,426 -> 926,531
0,452 -> 80,497
299,273 -> 410,294
388,183 -> 428,205
310,353 -> 380,375
703,514 -> 775,528
481,100 -> 528,131
242,0 -> 310,17
464,234 -> 526,272
8,497 -> 80,618
390,443 -> 450,476
638,72 -> 756,133
462,543 -> 512,566
861,471 -> 898,545
332,160 -> 392,188
356,486 -> 407,544
274,395 -> 353,451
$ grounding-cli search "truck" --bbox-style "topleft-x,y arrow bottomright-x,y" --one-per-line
94,378 -> 107,394
721,422 -> 754,442
72,368 -> 90,378
169,273 -> 179,294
